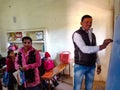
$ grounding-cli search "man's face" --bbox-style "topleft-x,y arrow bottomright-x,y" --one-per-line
81,18 -> 92,31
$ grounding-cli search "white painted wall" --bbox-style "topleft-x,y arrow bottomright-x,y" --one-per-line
0,0 -> 114,81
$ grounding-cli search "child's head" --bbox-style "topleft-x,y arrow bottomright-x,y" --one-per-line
7,50 -> 15,57
45,52 -> 51,59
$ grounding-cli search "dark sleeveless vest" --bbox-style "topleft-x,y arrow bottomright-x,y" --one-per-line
72,27 -> 97,66
18,49 -> 36,83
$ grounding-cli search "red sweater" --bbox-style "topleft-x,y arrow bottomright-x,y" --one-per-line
6,57 -> 16,73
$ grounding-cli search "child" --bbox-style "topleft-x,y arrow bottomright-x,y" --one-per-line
43,52 -> 59,87
5,50 -> 17,90
15,36 -> 41,90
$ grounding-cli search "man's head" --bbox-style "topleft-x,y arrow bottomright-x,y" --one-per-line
80,15 -> 92,32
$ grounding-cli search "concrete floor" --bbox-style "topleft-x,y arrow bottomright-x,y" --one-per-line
81,80 -> 106,90
2,77 -> 106,90
55,75 -> 106,90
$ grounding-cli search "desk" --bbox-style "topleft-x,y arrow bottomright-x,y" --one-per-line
41,63 -> 70,90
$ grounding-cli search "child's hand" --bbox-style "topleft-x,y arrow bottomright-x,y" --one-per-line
19,66 -> 26,71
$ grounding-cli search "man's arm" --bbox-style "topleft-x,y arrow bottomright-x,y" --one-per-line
73,33 -> 113,53
73,32 -> 99,53
96,56 -> 101,74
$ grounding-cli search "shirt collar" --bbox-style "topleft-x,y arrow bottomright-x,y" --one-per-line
81,27 -> 93,33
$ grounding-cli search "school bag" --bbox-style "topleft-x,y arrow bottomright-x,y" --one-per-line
43,59 -> 54,71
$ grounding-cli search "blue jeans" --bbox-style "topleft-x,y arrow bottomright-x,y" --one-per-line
74,64 -> 96,90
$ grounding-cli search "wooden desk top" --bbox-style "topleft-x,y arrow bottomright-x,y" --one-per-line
41,63 -> 68,80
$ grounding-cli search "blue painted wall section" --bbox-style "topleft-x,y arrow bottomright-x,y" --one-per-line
106,16 -> 120,90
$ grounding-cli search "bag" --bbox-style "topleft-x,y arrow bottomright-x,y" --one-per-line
60,51 -> 71,63
13,70 -> 25,86
40,79 -> 48,90
2,71 -> 10,86
43,59 -> 54,71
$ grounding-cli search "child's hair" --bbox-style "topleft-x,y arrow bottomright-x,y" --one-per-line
7,50 -> 14,57
15,53 -> 17,56
22,36 -> 32,42
7,50 -> 14,60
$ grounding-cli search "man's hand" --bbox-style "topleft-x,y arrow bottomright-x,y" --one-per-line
103,39 -> 113,46
97,65 -> 101,74
100,39 -> 113,50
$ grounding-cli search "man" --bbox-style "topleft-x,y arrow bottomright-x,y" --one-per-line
72,15 -> 113,90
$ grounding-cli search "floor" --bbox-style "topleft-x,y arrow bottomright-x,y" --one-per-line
54,75 -> 73,90
2,76 -> 106,90
2,75 -> 73,90
55,75 -> 106,90
81,80 -> 106,90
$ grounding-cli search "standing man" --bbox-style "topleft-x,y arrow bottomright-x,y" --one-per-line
72,15 -> 113,90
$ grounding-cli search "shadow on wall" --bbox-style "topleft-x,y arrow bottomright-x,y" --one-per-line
54,53 -> 61,66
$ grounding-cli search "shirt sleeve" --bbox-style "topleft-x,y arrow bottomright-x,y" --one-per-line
73,32 -> 100,54
14,55 -> 21,70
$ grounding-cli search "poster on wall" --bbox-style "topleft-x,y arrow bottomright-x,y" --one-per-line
8,32 -> 16,41
15,32 -> 22,41
8,32 -> 22,41
26,31 -> 44,41
35,31 -> 44,41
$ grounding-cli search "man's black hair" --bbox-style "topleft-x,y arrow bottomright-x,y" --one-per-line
81,15 -> 92,22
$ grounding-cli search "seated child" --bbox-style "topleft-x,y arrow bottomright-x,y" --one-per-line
43,52 -> 59,87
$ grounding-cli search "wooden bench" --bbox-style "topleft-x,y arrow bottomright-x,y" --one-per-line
41,63 -> 70,90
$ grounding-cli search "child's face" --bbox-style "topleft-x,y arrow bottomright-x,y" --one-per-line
23,39 -> 32,50
9,51 -> 15,57
46,57 -> 51,60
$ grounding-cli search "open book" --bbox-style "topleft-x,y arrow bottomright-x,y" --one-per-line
13,70 -> 25,85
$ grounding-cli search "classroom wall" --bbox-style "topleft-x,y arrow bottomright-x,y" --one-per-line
0,0 -> 114,81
